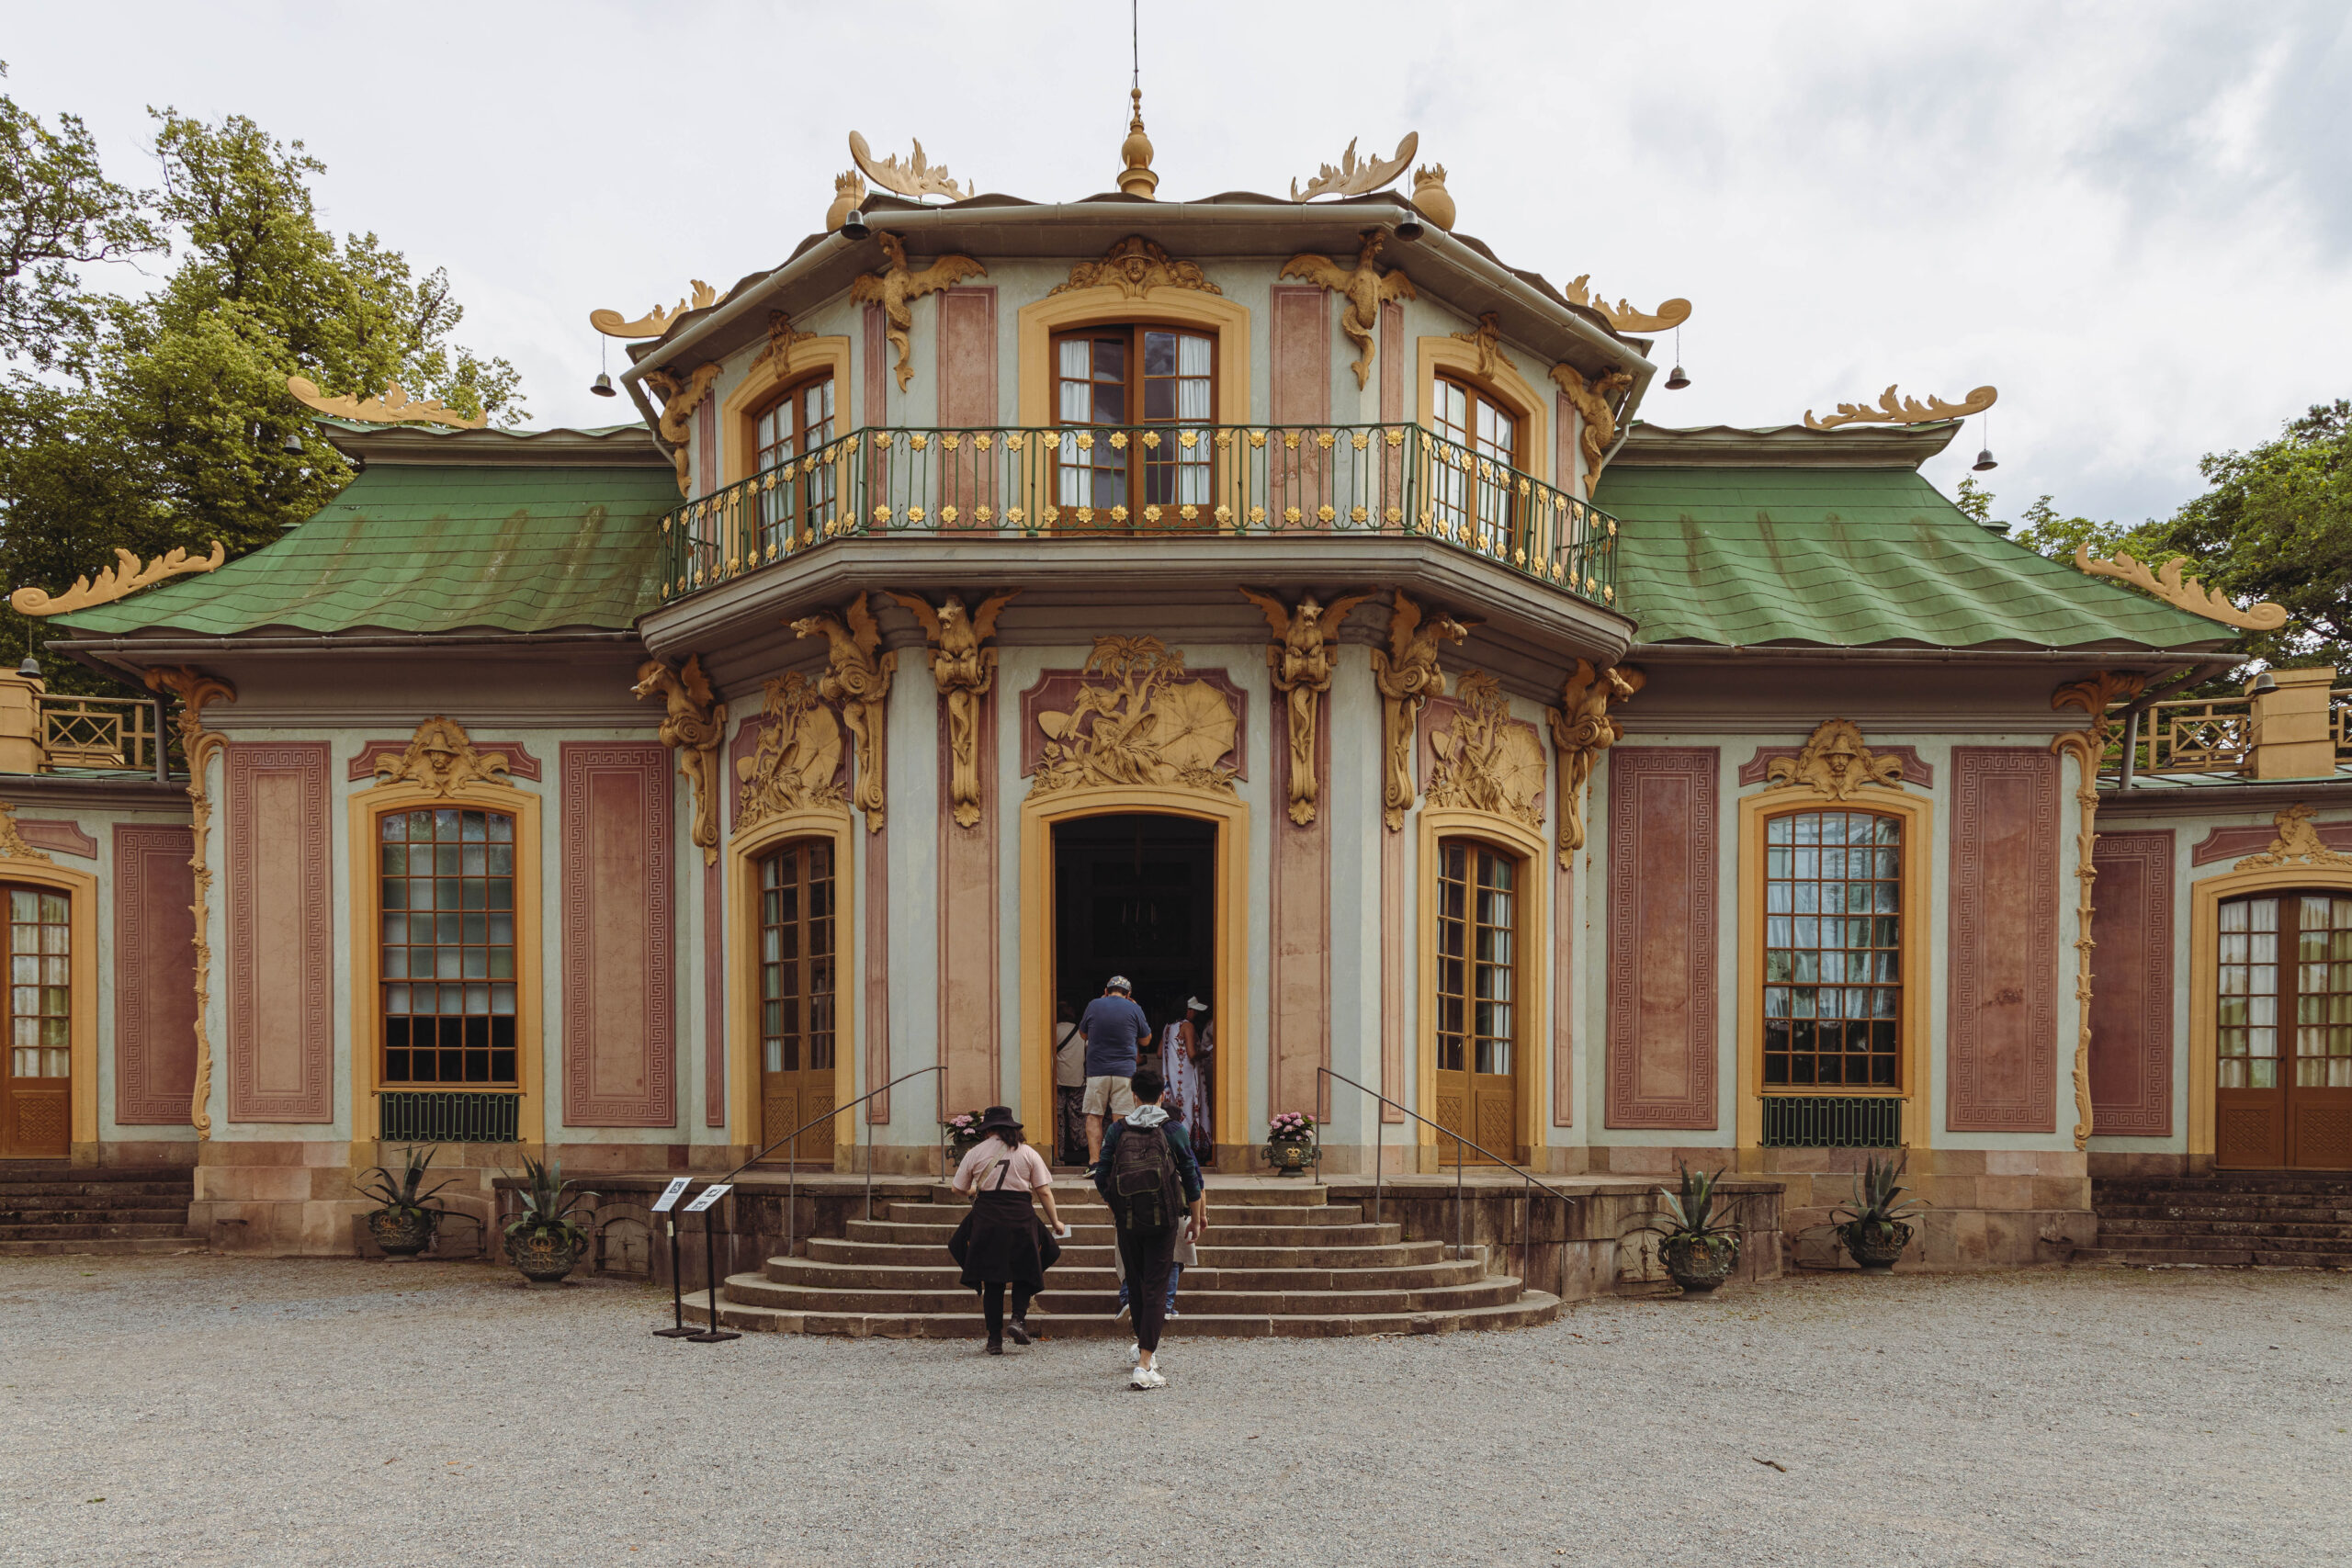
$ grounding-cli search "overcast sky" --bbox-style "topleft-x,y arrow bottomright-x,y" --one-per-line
6,1 -> 2347,526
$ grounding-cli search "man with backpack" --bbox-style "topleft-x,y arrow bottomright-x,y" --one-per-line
1092,1066 -> 1204,1391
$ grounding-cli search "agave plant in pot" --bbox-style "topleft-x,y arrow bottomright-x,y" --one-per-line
1833,1152 -> 1926,1273
503,1156 -> 599,1284
355,1144 -> 454,1258
1634,1164 -> 1744,1295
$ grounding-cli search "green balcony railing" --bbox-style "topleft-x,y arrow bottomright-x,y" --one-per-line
656,422 -> 1619,611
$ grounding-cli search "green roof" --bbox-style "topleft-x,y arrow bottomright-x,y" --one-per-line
58,459 -> 679,637
1595,464 -> 2229,650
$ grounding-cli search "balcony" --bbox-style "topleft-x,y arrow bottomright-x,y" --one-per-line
657,423 -> 1619,613
2104,671 -> 2352,784
0,680 -> 175,779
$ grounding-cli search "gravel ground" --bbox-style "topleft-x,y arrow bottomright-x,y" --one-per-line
0,1254 -> 2345,1568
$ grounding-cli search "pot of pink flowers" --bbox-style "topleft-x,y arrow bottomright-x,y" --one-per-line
1262,1111 -> 1320,1177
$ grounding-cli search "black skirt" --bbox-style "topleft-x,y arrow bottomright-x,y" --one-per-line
952,1189 -> 1061,1289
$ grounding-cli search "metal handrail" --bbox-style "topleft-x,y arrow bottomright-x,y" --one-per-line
1317,1066 -> 1576,1289
713,1064 -> 944,1258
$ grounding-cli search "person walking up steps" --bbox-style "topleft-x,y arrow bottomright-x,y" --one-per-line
1080,976 -> 1151,1168
947,1107 -> 1066,1355
1093,1067 -> 1204,1391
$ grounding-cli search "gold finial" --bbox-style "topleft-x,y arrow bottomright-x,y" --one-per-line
1118,88 -> 1158,199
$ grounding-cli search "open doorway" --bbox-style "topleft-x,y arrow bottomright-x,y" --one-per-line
1052,813 -> 1217,1165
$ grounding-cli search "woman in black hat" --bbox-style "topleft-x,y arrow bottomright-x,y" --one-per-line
947,1106 -> 1067,1354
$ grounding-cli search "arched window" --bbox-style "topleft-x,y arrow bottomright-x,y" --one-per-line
1434,838 -> 1518,1164
1761,808 -> 1903,1089
0,885 -> 70,1158
758,839 -> 837,1160
752,372 -> 838,554
2217,890 -> 2352,1168
379,807 -> 518,1087
1052,324 -> 1215,525
1431,374 -> 1522,555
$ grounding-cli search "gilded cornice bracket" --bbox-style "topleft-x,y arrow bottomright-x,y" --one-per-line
11,540 -> 225,617
751,310 -> 816,371
1050,236 -> 1223,300
2073,546 -> 2289,633
792,594 -> 897,833
2233,803 -> 2352,872
1030,636 -> 1239,801
589,279 -> 724,340
1551,361 -> 1636,491
851,232 -> 988,393
1425,671 -> 1547,831
2050,669 -> 2147,1150
736,672 -> 848,833
372,716 -> 515,797
1452,314 -> 1504,380
0,801 -> 55,863
1562,276 -> 1692,336
886,589 -> 1019,828
1804,384 -> 1996,431
848,130 -> 969,202
287,375 -> 485,430
1279,230 -> 1417,391
1764,718 -> 1905,801
144,665 -> 235,1139
644,362 -> 723,496
1290,132 -> 1419,201
1369,591 -> 1474,831
1241,588 -> 1375,827
632,656 -> 728,865
1549,660 -> 1644,868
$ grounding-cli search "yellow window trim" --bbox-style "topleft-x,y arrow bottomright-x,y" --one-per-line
720,336 -> 854,486
1735,788 -> 1933,1151
0,856 -> 101,1155
1414,807 -> 1550,1168
1014,288 -> 1253,431
1415,334 -> 1552,486
2185,863 -> 2352,1159
729,808 -> 858,1168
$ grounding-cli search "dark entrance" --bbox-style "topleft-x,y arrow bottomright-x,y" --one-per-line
1052,813 -> 1216,1153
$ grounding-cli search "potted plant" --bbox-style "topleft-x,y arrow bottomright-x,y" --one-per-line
1833,1153 -> 1925,1273
1262,1111 -> 1319,1177
942,1111 -> 987,1157
1634,1164 -> 1743,1294
502,1156 -> 598,1283
355,1144 -> 453,1258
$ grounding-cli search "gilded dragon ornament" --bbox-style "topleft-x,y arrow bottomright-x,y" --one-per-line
851,232 -> 989,393
1239,588 -> 1375,827
2051,670 -> 2148,1151
1370,592 -> 1475,831
1031,637 -> 1239,800
1549,660 -> 1644,868
1279,230 -> 1418,390
1550,361 -> 1637,491
792,594 -> 897,832
632,656 -> 728,865
144,666 -> 234,1138
887,589 -> 1020,829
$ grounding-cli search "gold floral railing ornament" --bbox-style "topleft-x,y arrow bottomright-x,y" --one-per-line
1803,384 -> 1996,431
1549,660 -> 1643,867
792,594 -> 896,832
887,589 -> 1018,828
1425,671 -> 1546,831
736,671 -> 847,833
1561,276 -> 1692,336
848,130 -> 970,202
589,280 -> 725,340
1243,588 -> 1375,827
852,231 -> 987,392
1032,636 -> 1238,799
144,665 -> 235,1139
11,541 -> 225,617
286,376 -> 485,430
1290,132 -> 1419,200
372,716 -> 514,796
1371,592 -> 1474,831
1281,230 -> 1417,389
2051,670 -> 2146,1151
632,656 -> 727,865
2072,546 -> 2289,633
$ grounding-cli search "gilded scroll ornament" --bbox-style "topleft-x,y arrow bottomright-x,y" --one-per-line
1370,591 -> 1473,831
1032,637 -> 1238,799
286,376 -> 486,430
1803,384 -> 1997,431
1279,230 -> 1418,390
1290,132 -> 1419,201
1050,236 -> 1222,300
2233,803 -> 2352,871
2051,669 -> 2148,1150
0,802 -> 54,863
1766,718 -> 1905,801
1452,313 -> 1504,380
1426,672 -> 1547,831
886,589 -> 1020,828
11,540 -> 225,617
736,672 -> 846,832
793,594 -> 898,833
632,656 -> 728,866
851,232 -> 989,394
2072,546 -> 2289,633
751,310 -> 816,371
588,280 -> 724,340
144,665 -> 234,1139
849,130 -> 970,202
1549,660 -> 1644,867
372,716 -> 515,797
1550,361 -> 1637,491
1562,276 -> 1692,335
644,362 -> 723,494
1240,588 -> 1375,827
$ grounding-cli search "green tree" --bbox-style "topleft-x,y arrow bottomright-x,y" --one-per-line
0,62 -> 162,373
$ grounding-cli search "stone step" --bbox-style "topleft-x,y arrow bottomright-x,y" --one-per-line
763,1256 -> 1493,1292
0,1165 -> 193,1185
804,1236 -> 1452,1269
2097,1202 -> 2352,1224
0,1181 -> 195,1201
2096,1177 -> 2352,1197
881,1199 -> 1364,1227
718,1276 -> 1528,1317
844,1218 -> 1399,1248
0,1235 -> 199,1258
921,1182 -> 1337,1209
684,1279 -> 1563,1337
0,1205 -> 192,1225
0,1222 -> 193,1244
2074,1247 -> 2352,1269
2115,1231 -> 2352,1256
2098,1215 -> 2352,1239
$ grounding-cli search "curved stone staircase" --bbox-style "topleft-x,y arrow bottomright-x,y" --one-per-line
685,1180 -> 1561,1337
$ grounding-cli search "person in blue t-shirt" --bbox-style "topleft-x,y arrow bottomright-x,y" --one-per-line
1079,976 -> 1151,1168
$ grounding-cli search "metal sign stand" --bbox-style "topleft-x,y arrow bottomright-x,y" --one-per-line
650,1177 -> 697,1338
684,1182 -> 739,1343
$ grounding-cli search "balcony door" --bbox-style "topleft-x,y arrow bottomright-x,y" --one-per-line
1051,325 -> 1214,530
1432,839 -> 1519,1166
0,886 -> 70,1159
758,840 -> 838,1165
2216,891 -> 2352,1169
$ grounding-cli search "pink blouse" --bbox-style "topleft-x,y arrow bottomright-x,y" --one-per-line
953,1138 -> 1053,1193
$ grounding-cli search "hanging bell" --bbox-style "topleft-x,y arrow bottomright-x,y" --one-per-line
590,371 -> 617,398
1665,364 -> 1690,390
1394,212 -> 1425,242
281,429 -> 306,455
1972,446 -> 1998,472
838,209 -> 870,241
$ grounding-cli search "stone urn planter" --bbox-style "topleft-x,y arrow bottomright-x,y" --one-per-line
1838,1219 -> 1913,1274
1831,1154 -> 1926,1275
1634,1164 -> 1745,1297
366,1207 -> 435,1258
1264,1138 -> 1317,1178
1659,1232 -> 1738,1294
355,1145 -> 452,1259
508,1225 -> 583,1283
503,1155 -> 599,1286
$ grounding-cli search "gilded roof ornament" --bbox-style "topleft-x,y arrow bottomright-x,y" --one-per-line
286,376 -> 485,430
11,540 -> 225,617
1279,229 -> 1417,390
1803,384 -> 1997,430
2072,546 -> 2289,633
848,130 -> 969,203
1562,276 -> 1691,335
1290,132 -> 1419,201
589,280 -> 725,341
1050,236 -> 1220,300
1116,89 -> 1158,199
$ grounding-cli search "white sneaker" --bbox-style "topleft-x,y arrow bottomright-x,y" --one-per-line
1129,1365 -> 1166,1391
1126,1341 -> 1140,1366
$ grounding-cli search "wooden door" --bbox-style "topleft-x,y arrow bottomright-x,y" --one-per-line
1434,840 -> 1519,1166
2217,891 -> 2352,1170
757,840 -> 837,1166
0,886 -> 71,1160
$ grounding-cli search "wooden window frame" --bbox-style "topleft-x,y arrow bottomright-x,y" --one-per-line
376,805 -> 521,1090
748,370 -> 840,551
1430,369 -> 1529,557
1048,323 -> 1218,527
1757,805 -> 1907,1094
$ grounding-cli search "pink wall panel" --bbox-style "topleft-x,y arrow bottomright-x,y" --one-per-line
560,744 -> 675,1127
225,743 -> 333,1122
2089,829 -> 2175,1137
704,858 -> 725,1128
112,824 -> 198,1124
938,690 -> 999,1115
1946,748 -> 2062,1132
1553,857 -> 1574,1126
1605,748 -> 1719,1128
1269,285 -> 1330,507
1271,682 -> 1331,1121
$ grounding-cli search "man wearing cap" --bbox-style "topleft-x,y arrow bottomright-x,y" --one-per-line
1080,976 -> 1152,1169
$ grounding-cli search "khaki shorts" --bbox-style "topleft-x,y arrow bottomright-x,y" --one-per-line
1082,1075 -> 1138,1118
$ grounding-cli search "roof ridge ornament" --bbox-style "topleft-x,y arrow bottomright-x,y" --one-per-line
849,130 -> 969,203
1116,89 -> 1158,199
1803,383 -> 1996,430
1279,229 -> 1417,389
589,281 -> 726,341
11,540 -> 225,617
287,375 -> 486,430
2072,545 -> 2289,632
1562,276 -> 1691,335
1290,132 -> 1418,201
